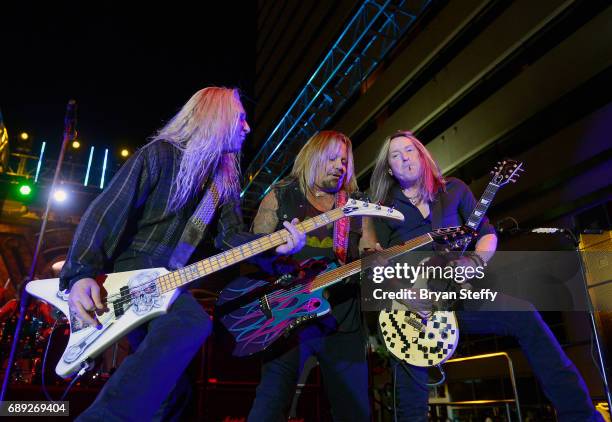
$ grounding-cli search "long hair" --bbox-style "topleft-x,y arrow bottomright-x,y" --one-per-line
282,130 -> 358,197
370,131 -> 445,204
152,87 -> 243,210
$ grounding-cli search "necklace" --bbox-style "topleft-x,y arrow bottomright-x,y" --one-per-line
310,190 -> 335,212
402,188 -> 420,205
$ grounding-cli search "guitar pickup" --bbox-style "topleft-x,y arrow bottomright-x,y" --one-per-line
259,294 -> 272,320
113,286 -> 132,317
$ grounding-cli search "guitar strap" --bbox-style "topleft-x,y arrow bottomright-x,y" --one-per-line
167,174 -> 222,270
332,190 -> 349,264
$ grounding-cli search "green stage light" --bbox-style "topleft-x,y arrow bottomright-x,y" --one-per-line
18,184 -> 32,196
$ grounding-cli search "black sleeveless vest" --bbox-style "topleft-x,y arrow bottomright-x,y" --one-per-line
272,179 -> 362,332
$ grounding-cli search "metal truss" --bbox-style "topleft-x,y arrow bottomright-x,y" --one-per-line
241,0 -> 432,218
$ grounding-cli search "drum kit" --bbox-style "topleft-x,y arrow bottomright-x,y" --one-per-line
0,291 -> 57,384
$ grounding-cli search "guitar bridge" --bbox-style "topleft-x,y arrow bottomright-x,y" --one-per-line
405,316 -> 425,332
259,294 -> 272,319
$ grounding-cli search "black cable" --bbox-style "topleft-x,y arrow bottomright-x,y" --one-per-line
399,360 -> 446,388
393,364 -> 398,422
42,319 -> 88,402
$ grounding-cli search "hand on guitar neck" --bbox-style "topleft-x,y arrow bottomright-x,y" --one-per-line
274,218 -> 306,255
362,242 -> 387,266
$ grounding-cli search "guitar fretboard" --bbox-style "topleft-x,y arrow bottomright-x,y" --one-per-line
465,182 -> 499,231
308,233 -> 434,291
155,208 -> 346,294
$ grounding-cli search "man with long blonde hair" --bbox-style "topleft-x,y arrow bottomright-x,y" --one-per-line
60,87 -> 305,421
363,131 -> 601,421
247,130 -> 371,421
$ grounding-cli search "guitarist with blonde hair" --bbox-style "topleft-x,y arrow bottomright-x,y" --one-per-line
247,130 -> 371,421
362,130 -> 601,421
60,87 -> 305,421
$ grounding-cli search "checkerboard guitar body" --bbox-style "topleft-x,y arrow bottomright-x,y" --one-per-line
379,306 -> 459,367
378,159 -> 524,367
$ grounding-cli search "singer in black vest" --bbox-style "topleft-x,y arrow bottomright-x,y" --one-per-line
247,131 -> 371,422
60,88 -> 305,421
362,131 -> 602,422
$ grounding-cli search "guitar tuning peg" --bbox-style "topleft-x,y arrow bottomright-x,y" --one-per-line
387,205 -> 395,214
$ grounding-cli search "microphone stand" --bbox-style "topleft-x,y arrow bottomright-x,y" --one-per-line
497,220 -> 611,413
0,100 -> 77,401
572,231 -> 612,415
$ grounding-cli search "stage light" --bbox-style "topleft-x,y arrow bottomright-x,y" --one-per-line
84,146 -> 95,186
20,132 -> 29,140
72,140 -> 81,149
120,149 -> 129,158
53,189 -> 67,203
35,141 -> 46,183
18,184 -> 32,196
100,149 -> 108,189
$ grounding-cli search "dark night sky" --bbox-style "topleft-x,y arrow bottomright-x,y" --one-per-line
1,3 -> 256,161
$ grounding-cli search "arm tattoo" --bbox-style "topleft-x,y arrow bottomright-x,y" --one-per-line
253,191 -> 279,234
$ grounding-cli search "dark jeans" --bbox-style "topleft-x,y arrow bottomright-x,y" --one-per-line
76,292 -> 212,422
248,318 -> 370,422
391,295 -> 602,422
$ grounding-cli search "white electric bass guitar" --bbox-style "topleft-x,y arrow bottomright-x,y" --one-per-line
26,200 -> 404,378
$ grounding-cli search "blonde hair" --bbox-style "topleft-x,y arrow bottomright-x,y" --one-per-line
370,131 -> 445,204
153,87 -> 243,210
284,130 -> 358,197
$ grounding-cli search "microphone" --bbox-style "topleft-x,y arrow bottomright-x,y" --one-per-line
530,228 -> 569,234
495,222 -> 573,236
530,227 -> 580,245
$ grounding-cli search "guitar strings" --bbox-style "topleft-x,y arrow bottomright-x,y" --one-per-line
93,206 -> 412,315
98,207 -> 353,309
226,227 -> 464,313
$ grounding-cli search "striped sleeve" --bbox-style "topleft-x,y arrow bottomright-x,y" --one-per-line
59,147 -> 152,291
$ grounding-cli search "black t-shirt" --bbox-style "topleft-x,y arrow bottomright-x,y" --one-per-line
374,178 -> 496,248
